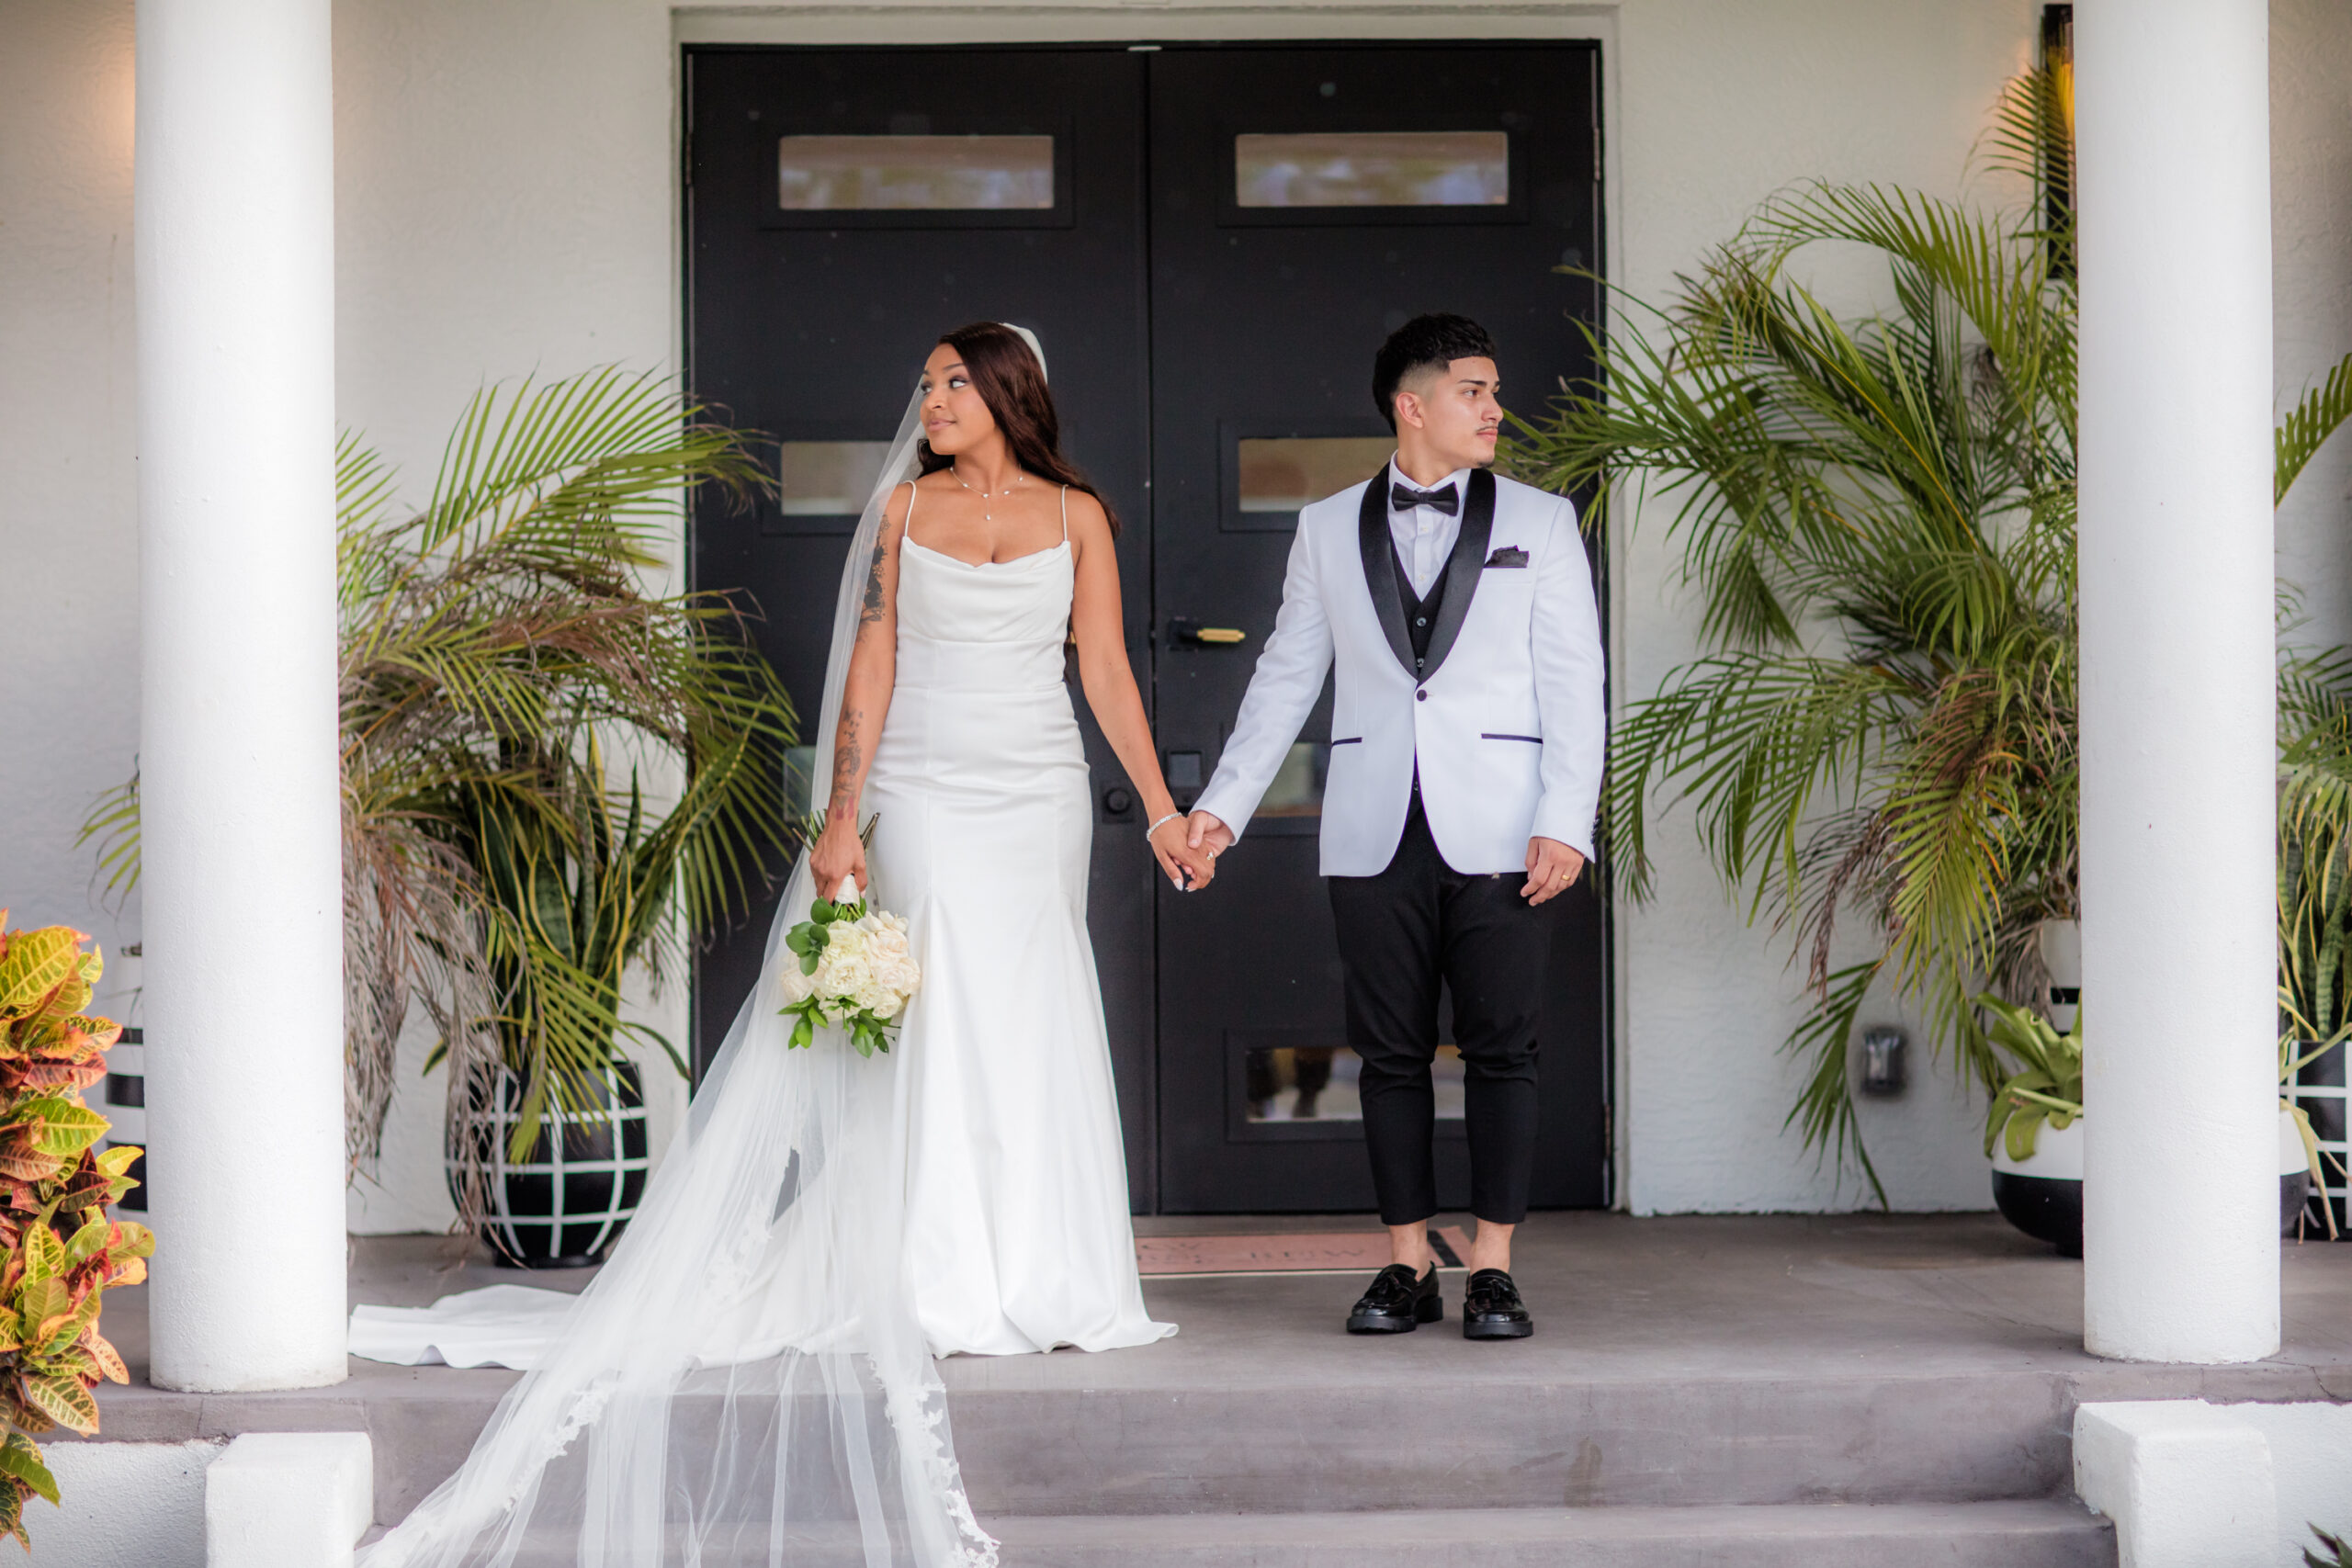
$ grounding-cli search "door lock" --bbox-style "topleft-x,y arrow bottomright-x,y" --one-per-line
1169,618 -> 1248,647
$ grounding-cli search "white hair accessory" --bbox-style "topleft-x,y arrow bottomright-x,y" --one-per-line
1000,322 -> 1047,383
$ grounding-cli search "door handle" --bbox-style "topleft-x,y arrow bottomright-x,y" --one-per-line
1169,618 -> 1248,647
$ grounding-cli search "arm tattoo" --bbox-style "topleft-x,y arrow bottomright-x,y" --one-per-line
830,710 -> 863,817
858,543 -> 888,626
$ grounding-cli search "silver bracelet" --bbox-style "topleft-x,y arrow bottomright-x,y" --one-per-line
1145,811 -> 1183,840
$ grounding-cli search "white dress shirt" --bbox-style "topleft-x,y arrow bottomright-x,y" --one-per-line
1386,458 -> 1473,597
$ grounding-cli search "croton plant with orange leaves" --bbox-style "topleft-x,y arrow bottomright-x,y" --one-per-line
0,915 -> 150,1547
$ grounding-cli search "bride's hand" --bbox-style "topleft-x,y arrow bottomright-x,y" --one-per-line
809,815 -> 868,897
1150,816 -> 1216,891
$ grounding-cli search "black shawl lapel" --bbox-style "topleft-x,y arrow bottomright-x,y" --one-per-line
1418,468 -> 1495,680
1357,472 -> 1417,676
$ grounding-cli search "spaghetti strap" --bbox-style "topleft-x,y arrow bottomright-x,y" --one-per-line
1059,484 -> 1069,543
899,479 -> 919,548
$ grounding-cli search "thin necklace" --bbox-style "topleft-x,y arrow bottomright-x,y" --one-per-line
950,464 -> 1023,521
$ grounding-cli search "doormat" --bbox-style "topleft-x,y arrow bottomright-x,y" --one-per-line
1135,1226 -> 1474,1277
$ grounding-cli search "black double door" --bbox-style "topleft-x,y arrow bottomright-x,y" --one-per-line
687,42 -> 1607,1213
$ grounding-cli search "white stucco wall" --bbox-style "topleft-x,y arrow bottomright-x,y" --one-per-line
34,1440 -> 220,1568
5,0 -> 2349,1222
0,2 -> 142,997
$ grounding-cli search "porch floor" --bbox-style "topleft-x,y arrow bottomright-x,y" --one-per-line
78,1213 -> 2352,1556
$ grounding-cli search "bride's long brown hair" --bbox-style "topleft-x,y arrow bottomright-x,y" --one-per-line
917,321 -> 1119,536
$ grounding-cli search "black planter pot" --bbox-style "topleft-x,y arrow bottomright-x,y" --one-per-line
1993,1169 -> 2315,1257
448,1061 -> 650,1269
1993,1170 -> 2085,1257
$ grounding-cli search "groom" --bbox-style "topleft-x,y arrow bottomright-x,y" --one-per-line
1187,314 -> 1605,1339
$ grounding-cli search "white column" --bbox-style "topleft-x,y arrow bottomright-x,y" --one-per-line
136,0 -> 345,1390
2076,0 -> 2279,1362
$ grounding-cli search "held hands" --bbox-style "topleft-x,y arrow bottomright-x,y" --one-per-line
809,813 -> 869,897
1150,813 -> 1218,892
1182,811 -> 1236,889
1522,837 -> 1585,905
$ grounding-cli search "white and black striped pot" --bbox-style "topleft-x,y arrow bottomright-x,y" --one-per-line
101,1027 -> 146,1213
447,1061 -> 650,1269
2292,1040 -> 2347,1238
1991,1108 -> 2314,1256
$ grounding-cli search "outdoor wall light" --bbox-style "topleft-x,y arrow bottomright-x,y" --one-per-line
1860,1026 -> 1907,1097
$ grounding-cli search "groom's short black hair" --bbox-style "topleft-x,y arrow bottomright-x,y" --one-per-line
1374,314 -> 1498,433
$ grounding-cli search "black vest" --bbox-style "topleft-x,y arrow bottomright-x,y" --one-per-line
1392,546 -> 1446,674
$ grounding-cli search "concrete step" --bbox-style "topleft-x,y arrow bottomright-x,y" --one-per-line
385,1501 -> 2113,1567
986,1502 -> 2118,1567
103,1360 -> 2312,1525
948,1370 -> 2093,1517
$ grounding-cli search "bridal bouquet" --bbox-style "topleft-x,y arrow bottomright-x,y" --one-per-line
777,886 -> 922,1057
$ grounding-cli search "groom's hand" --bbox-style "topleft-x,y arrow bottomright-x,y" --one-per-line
1185,811 -> 1236,877
1521,837 -> 1585,906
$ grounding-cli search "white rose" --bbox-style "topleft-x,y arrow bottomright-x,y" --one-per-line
866,927 -> 911,964
876,956 -> 922,998
853,976 -> 897,1016
814,942 -> 871,1003
777,965 -> 816,1006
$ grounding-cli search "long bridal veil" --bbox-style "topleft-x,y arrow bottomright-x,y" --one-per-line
361,367 -> 998,1566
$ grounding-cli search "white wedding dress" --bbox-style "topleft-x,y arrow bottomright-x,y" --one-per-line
876,495 -> 1172,1358
353,335 -> 1169,1568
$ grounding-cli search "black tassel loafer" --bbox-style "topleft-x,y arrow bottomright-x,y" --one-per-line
1461,1268 -> 1533,1340
1345,1263 -> 1442,1334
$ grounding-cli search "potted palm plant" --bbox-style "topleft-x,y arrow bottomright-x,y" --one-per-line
1510,65 -> 2352,1201
2278,627 -> 2352,1239
86,368 -> 797,1263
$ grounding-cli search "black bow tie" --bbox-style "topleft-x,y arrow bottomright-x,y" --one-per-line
1390,480 -> 1460,516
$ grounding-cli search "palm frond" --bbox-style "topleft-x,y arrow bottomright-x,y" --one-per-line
2276,351 -> 2352,506
1513,68 -> 2082,1192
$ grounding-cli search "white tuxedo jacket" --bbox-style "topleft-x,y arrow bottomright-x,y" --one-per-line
1193,468 -> 1605,877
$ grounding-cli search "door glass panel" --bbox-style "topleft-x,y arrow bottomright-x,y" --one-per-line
1235,131 -> 1509,209
775,441 -> 896,515
1246,1044 -> 1465,1122
1237,436 -> 1395,512
1257,741 -> 1329,818
778,135 -> 1056,210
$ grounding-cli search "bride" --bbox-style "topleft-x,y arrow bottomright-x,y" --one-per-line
356,322 -> 1207,1566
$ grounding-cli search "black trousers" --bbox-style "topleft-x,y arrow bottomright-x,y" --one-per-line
1329,796 -> 1552,1226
